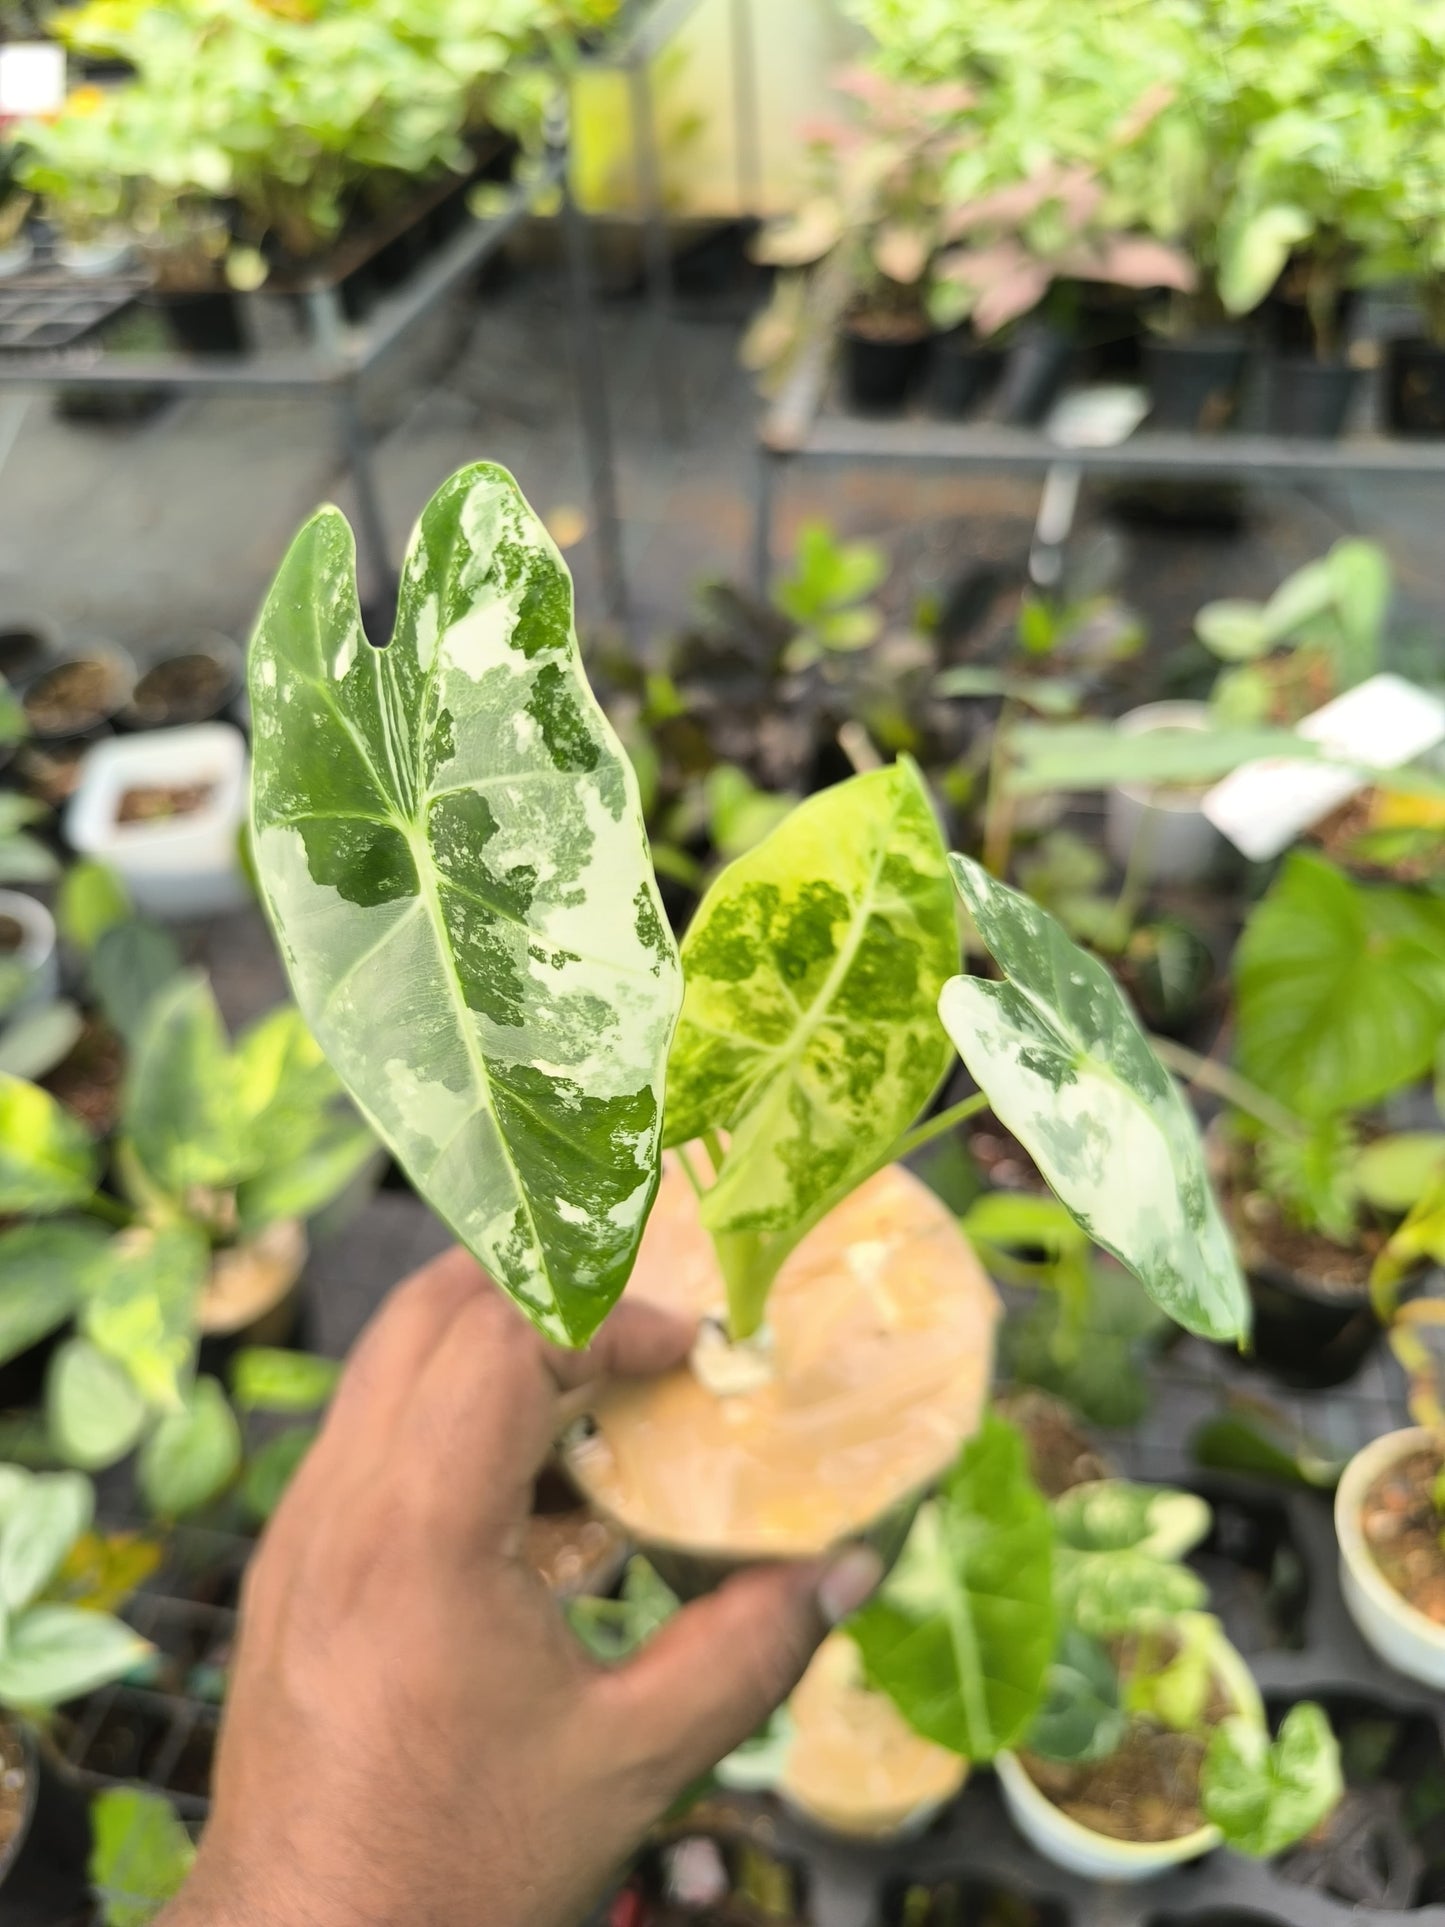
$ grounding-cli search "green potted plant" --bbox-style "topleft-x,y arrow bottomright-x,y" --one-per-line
89,1785 -> 195,1927
0,977 -> 375,1513
246,461 -> 1251,1595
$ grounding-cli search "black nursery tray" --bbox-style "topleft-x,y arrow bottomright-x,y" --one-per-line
0,270 -> 149,352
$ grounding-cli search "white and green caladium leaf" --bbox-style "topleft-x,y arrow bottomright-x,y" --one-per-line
139,1375 -> 242,1519
664,760 -> 955,1335
1236,853 -> 1445,1120
46,1338 -> 148,1471
0,1222 -> 108,1367
1202,1703 -> 1343,1858
0,1470 -> 92,1612
0,1075 -> 100,1215
80,1223 -> 208,1412
1052,1480 -> 1209,1639
940,860 -> 1249,1342
250,464 -> 681,1347
848,1412 -> 1055,1762
1026,1626 -> 1126,1765
0,1604 -> 147,1708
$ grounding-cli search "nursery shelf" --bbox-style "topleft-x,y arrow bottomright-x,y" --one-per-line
0,131 -> 627,624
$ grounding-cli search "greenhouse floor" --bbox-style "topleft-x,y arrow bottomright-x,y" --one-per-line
6,253 -> 1445,651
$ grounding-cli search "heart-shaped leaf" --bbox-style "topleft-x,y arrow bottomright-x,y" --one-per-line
1026,1626 -> 1126,1764
0,1222 -> 108,1367
0,1603 -> 147,1707
0,1471 -> 92,1612
664,760 -> 955,1332
126,973 -> 256,1197
139,1375 -> 241,1519
90,1787 -> 196,1927
1236,853 -> 1445,1119
88,920 -> 183,1047
0,1075 -> 99,1215
848,1412 -> 1055,1762
46,1338 -> 148,1471
1202,1703 -> 1343,1858
81,1223 -> 208,1412
1052,1480 -> 1210,1638
940,859 -> 1249,1342
250,464 -> 681,1346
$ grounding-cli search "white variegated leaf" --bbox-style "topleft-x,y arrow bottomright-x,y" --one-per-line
941,858 -> 1249,1342
250,464 -> 681,1345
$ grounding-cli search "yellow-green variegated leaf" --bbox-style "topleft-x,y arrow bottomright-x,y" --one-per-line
249,464 -> 681,1346
941,858 -> 1248,1342
664,761 -> 956,1311
0,1076 -> 100,1215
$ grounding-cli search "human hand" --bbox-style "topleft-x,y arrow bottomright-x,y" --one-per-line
159,1249 -> 882,1927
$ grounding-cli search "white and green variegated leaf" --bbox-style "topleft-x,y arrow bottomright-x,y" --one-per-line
79,1223 -> 208,1412
849,1413 -> 1055,1762
125,973 -> 255,1198
46,1338 -> 148,1471
138,1375 -> 241,1519
1202,1703 -> 1343,1858
0,1604 -> 147,1709
1052,1480 -> 1210,1639
940,860 -> 1249,1343
664,761 -> 955,1323
249,464 -> 681,1347
0,1471 -> 92,1612
0,1075 -> 100,1215
0,1222 -> 108,1366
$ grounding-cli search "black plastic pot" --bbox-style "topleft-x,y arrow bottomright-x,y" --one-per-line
1383,336 -> 1445,437
0,1726 -> 92,1927
839,321 -> 930,414
1143,336 -> 1248,431
985,324 -> 1072,426
1242,1259 -> 1406,1391
154,289 -> 246,357
929,329 -> 1005,418
0,620 -> 58,686
1262,356 -> 1358,438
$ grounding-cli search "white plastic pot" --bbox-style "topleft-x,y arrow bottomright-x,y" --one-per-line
995,1638 -> 1263,1883
56,237 -> 135,278
0,890 -> 57,1009
1337,1427 -> 1445,1689
1104,701 -> 1227,885
66,721 -> 249,919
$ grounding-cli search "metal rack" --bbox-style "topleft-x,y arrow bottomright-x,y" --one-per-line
0,117 -> 627,626
754,333 -> 1445,593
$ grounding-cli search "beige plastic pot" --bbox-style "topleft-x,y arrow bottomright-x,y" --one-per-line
1336,1426 -> 1445,1689
563,1151 -> 999,1596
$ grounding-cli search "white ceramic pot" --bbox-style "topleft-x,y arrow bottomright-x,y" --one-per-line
66,721 -> 250,920
1337,1426 -> 1445,1688
1105,700 -> 1226,885
0,890 -> 57,1008
995,1635 -> 1263,1883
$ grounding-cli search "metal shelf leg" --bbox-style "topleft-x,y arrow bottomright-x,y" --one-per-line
560,140 -> 629,632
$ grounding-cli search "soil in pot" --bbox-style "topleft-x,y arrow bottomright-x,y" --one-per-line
1144,336 -> 1247,432
1262,357 -> 1359,438
840,309 -> 932,414
116,781 -> 216,825
126,651 -> 238,729
0,1720 -> 92,1927
1023,1717 -> 1213,1843
1359,1440 -> 1445,1626
564,1153 -> 999,1588
22,657 -> 126,738
993,1389 -> 1114,1500
14,741 -> 89,807
1384,337 -> 1445,437
0,913 -> 23,957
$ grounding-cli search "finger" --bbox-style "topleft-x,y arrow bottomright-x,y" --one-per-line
597,1545 -> 885,1805
397,1291 -> 696,1535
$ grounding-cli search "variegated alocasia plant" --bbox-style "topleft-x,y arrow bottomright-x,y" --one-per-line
249,462 -> 1250,1354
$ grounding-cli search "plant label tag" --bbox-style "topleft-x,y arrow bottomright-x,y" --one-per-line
0,43 -> 65,117
1202,673 -> 1445,862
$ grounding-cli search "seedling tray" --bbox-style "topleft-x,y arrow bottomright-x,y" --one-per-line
0,271 -> 149,353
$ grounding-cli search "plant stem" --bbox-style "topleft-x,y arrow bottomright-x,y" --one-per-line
891,1090 -> 991,1163
982,697 -> 1019,878
82,1191 -> 132,1228
702,1130 -> 725,1180
715,1229 -> 775,1342
675,1144 -> 708,1201
1149,1035 -> 1306,1140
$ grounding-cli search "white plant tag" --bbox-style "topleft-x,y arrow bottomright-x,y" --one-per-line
0,43 -> 66,117
1203,673 -> 1445,861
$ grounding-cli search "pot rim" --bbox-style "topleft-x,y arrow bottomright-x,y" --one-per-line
20,641 -> 138,738
0,1717 -> 39,1888
1111,699 -> 1216,812
1336,1425 -> 1445,1652
0,889 -> 56,974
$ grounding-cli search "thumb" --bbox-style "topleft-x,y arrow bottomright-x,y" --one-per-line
600,1545 -> 884,1804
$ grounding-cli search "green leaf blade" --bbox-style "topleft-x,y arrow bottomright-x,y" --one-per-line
1202,1703 -> 1343,1857
0,1222 -> 107,1366
0,1075 -> 100,1215
46,1338 -> 148,1472
250,465 -> 682,1347
0,1603 -> 147,1707
849,1412 -> 1055,1762
941,858 -> 1249,1342
90,1787 -> 196,1927
138,1376 -> 241,1519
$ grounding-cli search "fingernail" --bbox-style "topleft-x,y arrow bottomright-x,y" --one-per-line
817,1544 -> 885,1625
